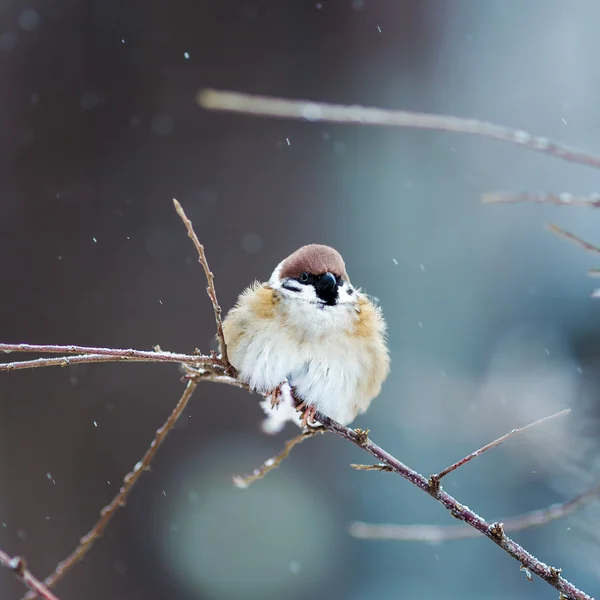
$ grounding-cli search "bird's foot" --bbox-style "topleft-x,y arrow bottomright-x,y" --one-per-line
269,385 -> 284,409
296,401 -> 318,428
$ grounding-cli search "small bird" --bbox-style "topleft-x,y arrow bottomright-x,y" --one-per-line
222,244 -> 390,430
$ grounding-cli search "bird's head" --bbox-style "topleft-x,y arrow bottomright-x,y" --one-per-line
269,244 -> 356,308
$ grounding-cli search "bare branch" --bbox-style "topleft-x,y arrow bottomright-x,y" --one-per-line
173,199 -> 230,369
0,550 -> 61,600
232,428 -> 325,488
313,410 -> 591,600
350,482 -> 600,542
198,89 -> 600,171
22,380 -> 198,599
0,343 -> 215,372
5,199 -> 594,600
483,191 -> 600,207
0,353 -> 217,373
432,409 -> 570,482
547,223 -> 600,256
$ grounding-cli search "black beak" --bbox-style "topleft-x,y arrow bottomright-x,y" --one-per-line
314,272 -> 338,305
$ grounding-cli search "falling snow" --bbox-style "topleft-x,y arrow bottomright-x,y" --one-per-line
289,560 -> 302,575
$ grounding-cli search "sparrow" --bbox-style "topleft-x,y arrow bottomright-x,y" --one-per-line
222,244 -> 390,431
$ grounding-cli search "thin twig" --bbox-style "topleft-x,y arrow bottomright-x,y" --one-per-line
349,482 -> 600,542
173,199 -> 230,369
22,379 -> 198,600
547,223 -> 600,256
432,409 -> 570,482
198,89 -> 600,171
483,191 -> 600,207
0,549 -> 61,600
313,410 -> 591,600
232,428 -> 325,488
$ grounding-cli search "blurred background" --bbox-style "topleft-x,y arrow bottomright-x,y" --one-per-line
2,0 -> 600,598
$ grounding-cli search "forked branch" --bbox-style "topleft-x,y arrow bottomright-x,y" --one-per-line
431,409 -> 569,483
311,412 -> 591,600
2,200 -> 594,600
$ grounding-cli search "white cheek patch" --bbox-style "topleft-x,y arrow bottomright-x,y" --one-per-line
297,284 -> 319,303
336,281 -> 355,305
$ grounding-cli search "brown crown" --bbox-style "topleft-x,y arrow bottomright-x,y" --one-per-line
279,244 -> 348,280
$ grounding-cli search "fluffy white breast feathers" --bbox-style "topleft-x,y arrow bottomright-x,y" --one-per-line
222,244 -> 390,432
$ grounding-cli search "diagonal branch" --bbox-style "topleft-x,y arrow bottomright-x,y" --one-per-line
547,223 -> 600,256
21,379 -> 198,600
0,549 -> 61,600
314,412 -> 592,600
198,89 -> 600,171
350,481 -> 600,542
432,409 -> 569,483
173,199 -> 230,369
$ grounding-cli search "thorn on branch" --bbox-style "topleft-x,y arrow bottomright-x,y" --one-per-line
428,474 -> 441,494
489,521 -> 505,540
520,565 -> 534,582
353,428 -> 370,445
9,556 -> 26,576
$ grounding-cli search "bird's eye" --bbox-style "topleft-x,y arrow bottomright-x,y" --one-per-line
300,272 -> 309,282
